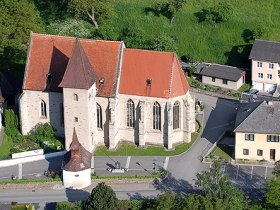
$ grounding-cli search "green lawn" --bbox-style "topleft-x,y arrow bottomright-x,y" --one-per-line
210,144 -> 233,161
110,0 -> 280,68
95,132 -> 199,156
0,134 -> 12,160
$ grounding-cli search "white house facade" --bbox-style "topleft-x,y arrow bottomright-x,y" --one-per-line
19,33 -> 196,152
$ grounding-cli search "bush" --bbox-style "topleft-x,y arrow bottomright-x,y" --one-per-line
200,2 -> 233,24
4,109 -> 19,133
33,123 -> 55,139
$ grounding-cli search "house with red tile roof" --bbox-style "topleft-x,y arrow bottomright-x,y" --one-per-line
19,33 -> 195,151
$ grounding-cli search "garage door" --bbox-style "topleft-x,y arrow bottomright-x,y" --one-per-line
254,82 -> 264,91
264,83 -> 276,92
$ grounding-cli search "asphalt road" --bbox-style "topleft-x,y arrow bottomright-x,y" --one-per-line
167,92 -> 238,184
0,92 -> 270,208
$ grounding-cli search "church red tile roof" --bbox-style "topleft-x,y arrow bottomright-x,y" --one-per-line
63,128 -> 92,172
23,33 -> 121,97
23,33 -> 189,98
119,49 -> 189,98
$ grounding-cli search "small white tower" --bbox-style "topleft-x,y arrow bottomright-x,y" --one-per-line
63,128 -> 92,189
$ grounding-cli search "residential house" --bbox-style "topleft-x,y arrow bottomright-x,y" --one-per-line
249,39 -> 280,92
196,63 -> 246,90
19,33 -> 196,152
234,101 -> 280,161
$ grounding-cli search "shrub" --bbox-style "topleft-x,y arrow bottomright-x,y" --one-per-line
4,109 -> 19,131
33,123 -> 56,139
200,2 -> 233,24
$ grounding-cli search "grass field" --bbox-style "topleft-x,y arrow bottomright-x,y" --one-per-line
210,144 -> 233,161
110,0 -> 280,67
95,132 -> 199,156
0,135 -> 12,160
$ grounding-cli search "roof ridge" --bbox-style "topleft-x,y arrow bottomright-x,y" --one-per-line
32,32 -> 122,44
255,39 -> 280,44
78,39 -> 90,89
234,102 -> 262,132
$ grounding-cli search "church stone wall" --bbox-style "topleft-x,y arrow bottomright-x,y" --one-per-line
19,90 -> 64,137
63,84 -> 96,152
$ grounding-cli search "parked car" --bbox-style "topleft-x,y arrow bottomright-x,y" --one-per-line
245,89 -> 259,95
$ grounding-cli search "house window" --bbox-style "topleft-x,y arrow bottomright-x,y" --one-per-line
41,100 -> 47,117
173,101 -> 180,130
257,149 -> 263,156
258,73 -> 263,78
267,135 -> 279,142
269,63 -> 274,69
243,149 -> 249,155
60,103 -> 64,126
153,102 -> 161,130
73,94 -> 78,101
245,133 -> 254,141
267,74 -> 272,80
127,99 -> 135,127
74,117 -> 78,122
97,103 -> 102,129
222,79 -> 228,85
257,61 -> 262,68
212,77 -> 215,82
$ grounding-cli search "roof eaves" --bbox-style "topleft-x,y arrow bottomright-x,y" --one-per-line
22,32 -> 34,90
168,53 -> 176,98
112,41 -> 124,98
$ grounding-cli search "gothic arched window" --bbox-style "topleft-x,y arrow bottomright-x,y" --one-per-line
173,101 -> 180,129
97,103 -> 102,128
73,94 -> 78,101
41,100 -> 47,117
153,102 -> 161,130
127,99 -> 135,127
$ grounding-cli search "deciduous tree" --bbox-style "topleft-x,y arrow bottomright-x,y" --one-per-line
67,0 -> 114,29
83,182 -> 118,210
0,0 -> 44,69
195,160 -> 244,210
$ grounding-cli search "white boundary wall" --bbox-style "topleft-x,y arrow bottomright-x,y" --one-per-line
0,151 -> 66,168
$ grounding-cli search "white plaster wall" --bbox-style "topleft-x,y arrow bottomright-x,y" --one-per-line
95,97 -> 110,146
202,76 -> 240,90
116,92 -> 195,147
63,169 -> 91,189
63,84 -> 96,152
19,90 -> 64,137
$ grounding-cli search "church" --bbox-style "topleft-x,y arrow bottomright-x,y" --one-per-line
19,33 -> 196,152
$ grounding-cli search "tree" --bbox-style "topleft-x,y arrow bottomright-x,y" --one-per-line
119,26 -> 147,49
265,177 -> 280,209
83,182 -> 118,210
0,0 -> 44,69
67,0 -> 114,29
195,160 -> 244,210
199,2 -> 233,24
48,18 -> 95,38
155,0 -> 187,23
146,34 -> 177,52
273,161 -> 280,177
149,190 -> 176,210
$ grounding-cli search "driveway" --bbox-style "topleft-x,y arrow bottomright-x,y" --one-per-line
167,92 -> 238,185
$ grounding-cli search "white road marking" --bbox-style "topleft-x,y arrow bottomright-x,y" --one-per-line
125,156 -> 131,169
163,157 -> 169,170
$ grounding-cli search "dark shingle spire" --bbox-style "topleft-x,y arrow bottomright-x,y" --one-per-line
59,39 -> 96,89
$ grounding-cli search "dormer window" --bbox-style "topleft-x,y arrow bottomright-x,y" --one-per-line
73,94 -> 78,101
99,78 -> 105,85
146,78 -> 152,85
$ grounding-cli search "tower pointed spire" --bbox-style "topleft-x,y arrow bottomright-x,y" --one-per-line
59,39 -> 96,89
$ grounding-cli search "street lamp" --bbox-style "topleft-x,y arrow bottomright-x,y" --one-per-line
153,160 -> 156,174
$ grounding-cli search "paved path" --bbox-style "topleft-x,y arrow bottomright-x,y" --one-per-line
167,93 -> 238,184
